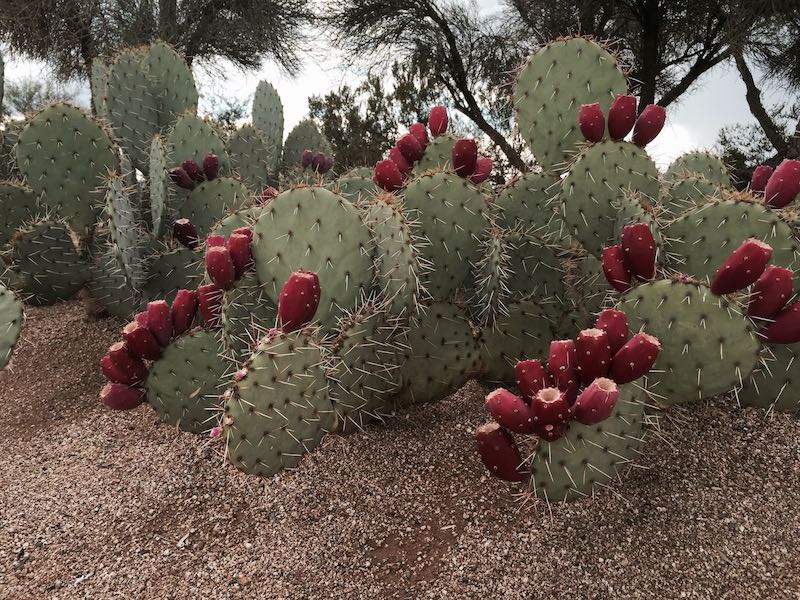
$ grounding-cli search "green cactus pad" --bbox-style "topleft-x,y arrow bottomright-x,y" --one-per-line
177,177 -> 250,236
143,42 -> 198,126
495,172 -> 563,241
345,167 -> 374,179
363,196 -> 425,317
224,329 -> 335,476
665,151 -> 732,188
470,227 -> 512,326
166,113 -> 229,173
330,175 -> 380,204
149,135 -> 171,238
105,176 -> 148,290
91,59 -> 109,118
661,175 -> 721,216
281,120 -> 332,173
228,125 -> 272,191
252,81 -> 284,174
0,182 -> 38,248
16,104 -> 118,236
221,272 -> 278,362
146,329 -> 226,434
414,134 -> 456,174
0,120 -> 22,180
10,220 -> 87,304
87,250 -> 142,319
252,186 -> 374,330
738,344 -> 800,413
395,302 -> 481,406
665,199 -> 799,282
329,303 -> 404,433
0,284 -> 23,370
561,140 -> 659,257
209,206 -> 263,238
619,279 -> 760,405
529,383 -> 646,503
515,37 -> 628,172
404,171 -> 490,299
563,253 -> 610,329
142,247 -> 203,305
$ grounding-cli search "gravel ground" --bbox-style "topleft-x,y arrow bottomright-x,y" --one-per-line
1,300 -> 799,599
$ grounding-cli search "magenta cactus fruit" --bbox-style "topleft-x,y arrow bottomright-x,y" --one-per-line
171,289 -> 199,335
485,388 -> 535,434
232,226 -> 253,242
709,238 -> 773,295
169,167 -> 195,190
428,105 -> 449,137
205,246 -> 236,291
514,359 -> 550,402
750,165 -> 774,193
321,155 -> 334,174
181,159 -> 206,183
632,104 -> 666,147
278,270 -> 321,332
475,423 -> 528,482
122,320 -> 162,360
310,152 -> 322,172
469,156 -> 493,184
100,354 -> 139,385
302,149 -> 314,169
607,95 -> 637,140
257,186 -> 279,205
578,103 -> 605,143
397,133 -> 424,163
134,311 -> 149,327
172,218 -> 199,249
206,234 -> 225,248
388,146 -> 412,176
373,159 -> 404,192
602,245 -> 632,293
575,328 -> 611,384
609,333 -> 661,384
408,123 -> 430,149
621,223 -> 657,280
227,233 -> 253,278
572,378 -> 620,425
198,283 -> 223,328
547,340 -> 579,405
748,265 -> 794,320
100,383 -> 145,411
764,159 -> 800,208
529,387 -> 571,441
146,300 -> 173,347
594,309 -> 629,355
106,341 -> 148,383
202,153 -> 220,180
758,302 -> 800,344
452,138 -> 478,177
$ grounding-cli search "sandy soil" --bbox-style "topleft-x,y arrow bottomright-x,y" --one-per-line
0,300 -> 799,599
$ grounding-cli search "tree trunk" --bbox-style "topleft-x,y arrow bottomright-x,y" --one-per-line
636,0 -> 661,113
159,0 -> 179,43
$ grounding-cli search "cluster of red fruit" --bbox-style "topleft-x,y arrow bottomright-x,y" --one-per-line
751,159 -> 800,209
301,150 -> 334,174
578,95 -> 666,147
169,153 -> 220,190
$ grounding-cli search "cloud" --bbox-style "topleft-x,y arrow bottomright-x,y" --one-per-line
645,122 -> 701,171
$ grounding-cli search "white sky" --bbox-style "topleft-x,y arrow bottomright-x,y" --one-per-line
3,0 -> 792,170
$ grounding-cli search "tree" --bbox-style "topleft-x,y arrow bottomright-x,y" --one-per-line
3,76 -> 80,116
0,0 -> 315,80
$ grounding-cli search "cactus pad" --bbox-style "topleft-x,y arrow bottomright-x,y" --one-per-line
252,80 -> 284,174
228,125 -> 272,191
331,175 -> 380,204
87,250 -> 142,319
105,176 -> 148,290
738,344 -> 800,413
143,42 -> 198,126
661,175 -> 720,216
495,172 -> 563,241
665,151 -> 732,188
221,272 -> 278,362
414,134 -> 456,174
281,120 -> 332,173
149,135 -> 171,238
178,177 -> 250,236
142,247 -> 203,305
166,113 -> 229,173
0,284 -> 23,370
0,183 -> 38,248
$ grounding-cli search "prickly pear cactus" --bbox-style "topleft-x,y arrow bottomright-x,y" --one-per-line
495,172 -> 563,241
178,178 -> 250,236
142,247 -> 204,305
221,271 -> 278,362
0,183 -> 38,248
167,113 -> 229,173
228,125 -> 272,191
413,134 -> 457,174
0,284 -> 23,370
105,175 -> 148,290
281,120 -> 332,174
665,151 -> 732,188
739,344 -> 800,414
252,80 -> 284,175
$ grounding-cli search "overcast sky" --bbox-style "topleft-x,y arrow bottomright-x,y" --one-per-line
3,0 -> 792,169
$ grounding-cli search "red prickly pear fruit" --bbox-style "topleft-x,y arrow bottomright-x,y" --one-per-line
169,167 -> 195,190
198,283 -> 224,328
758,302 -> 800,344
578,103 -> 605,143
123,320 -> 162,360
607,95 -> 637,140
146,300 -> 173,347
575,328 -> 612,384
373,159 -> 404,192
408,123 -> 430,149
100,382 -> 145,410
710,238 -> 773,295
320,155 -> 334,174
134,311 -> 149,327
452,138 -> 478,177
748,266 -> 794,320
469,156 -> 493,184
764,159 -> 800,208
609,333 -> 661,384
278,270 -> 321,332
397,133 -> 424,163
257,186 -> 279,205
101,354 -> 138,385
302,149 -> 314,169
202,153 -> 220,180
206,235 -> 225,248
632,104 -> 666,147
547,340 -> 579,405
474,422 -> 528,482
572,378 -> 620,425
514,359 -> 550,402
485,388 -> 535,434
595,309 -> 629,355
171,289 -> 199,335
205,246 -> 236,290
529,387 -> 571,442
232,226 -> 253,242
621,223 -> 657,280
428,106 -> 449,137
388,146 -> 412,176
310,152 -> 322,172
227,233 -> 253,278
750,165 -> 774,194
107,341 -> 149,383
181,159 -> 206,183
602,245 -> 633,293
173,218 -> 199,249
